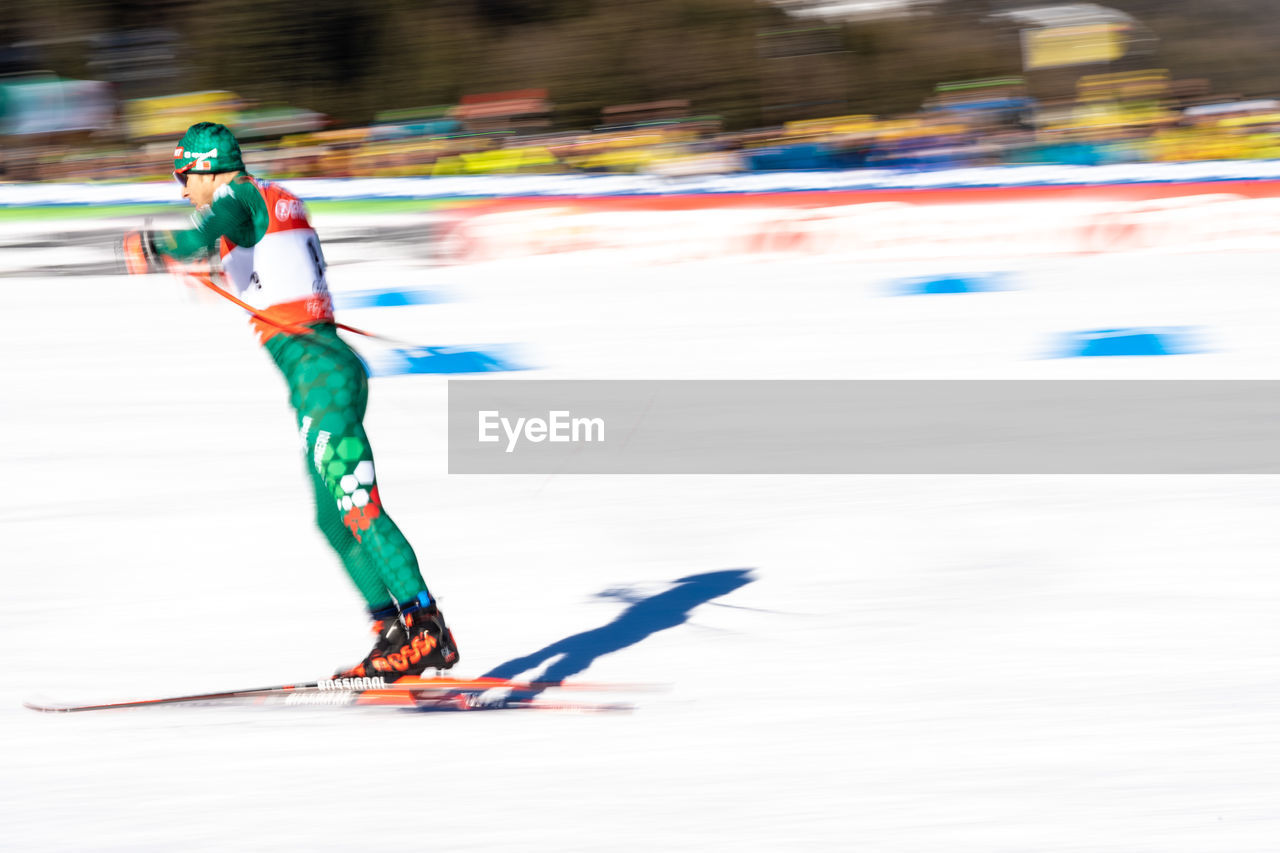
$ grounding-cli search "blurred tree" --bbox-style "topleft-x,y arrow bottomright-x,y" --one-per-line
474,0 -> 576,26
1,0 -> 1278,130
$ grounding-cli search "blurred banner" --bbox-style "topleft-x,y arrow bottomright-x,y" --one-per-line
448,380 -> 1280,474
438,181 -> 1280,264
1021,23 -> 1127,70
0,77 -> 114,135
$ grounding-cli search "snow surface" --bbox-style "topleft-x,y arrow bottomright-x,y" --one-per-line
3,214 -> 1280,851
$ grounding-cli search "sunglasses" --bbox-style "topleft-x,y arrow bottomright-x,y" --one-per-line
173,161 -> 197,186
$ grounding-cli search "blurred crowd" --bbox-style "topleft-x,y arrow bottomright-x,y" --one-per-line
4,69 -> 1280,183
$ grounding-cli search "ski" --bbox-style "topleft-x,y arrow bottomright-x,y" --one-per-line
23,674 -> 644,714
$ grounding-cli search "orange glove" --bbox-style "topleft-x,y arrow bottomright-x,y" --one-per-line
118,230 -> 161,275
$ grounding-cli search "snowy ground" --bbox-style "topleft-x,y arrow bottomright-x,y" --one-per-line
3,212 -> 1280,851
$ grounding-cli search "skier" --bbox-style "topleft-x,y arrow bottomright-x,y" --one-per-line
119,121 -> 458,680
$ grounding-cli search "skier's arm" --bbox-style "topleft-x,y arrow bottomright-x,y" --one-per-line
152,177 -> 270,261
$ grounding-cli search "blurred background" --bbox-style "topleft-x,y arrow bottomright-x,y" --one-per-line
3,0 -> 1280,180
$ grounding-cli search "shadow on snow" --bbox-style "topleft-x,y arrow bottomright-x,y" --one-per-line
482,568 -> 756,689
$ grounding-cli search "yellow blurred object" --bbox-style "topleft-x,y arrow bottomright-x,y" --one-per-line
784,115 -> 876,137
1218,113 -> 1280,128
600,133 -> 669,150
1066,101 -> 1175,130
431,146 -> 558,175
1078,70 -> 1170,102
567,146 -> 664,172
1147,127 -> 1265,162
1022,23 -> 1126,70
121,90 -> 242,141
1243,134 -> 1280,158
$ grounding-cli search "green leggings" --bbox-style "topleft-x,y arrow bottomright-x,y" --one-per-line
266,322 -> 428,612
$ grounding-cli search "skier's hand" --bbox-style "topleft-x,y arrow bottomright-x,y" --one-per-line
117,230 -> 161,275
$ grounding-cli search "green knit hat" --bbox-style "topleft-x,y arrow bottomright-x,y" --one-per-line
173,122 -> 244,174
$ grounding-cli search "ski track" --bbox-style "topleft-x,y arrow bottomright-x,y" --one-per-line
2,214 -> 1280,851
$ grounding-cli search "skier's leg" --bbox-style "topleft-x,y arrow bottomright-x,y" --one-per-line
308,457 -> 391,610
312,417 -> 430,605
268,324 -> 432,607
316,421 -> 458,675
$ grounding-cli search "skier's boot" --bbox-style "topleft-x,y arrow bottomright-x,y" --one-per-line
391,593 -> 460,676
336,593 -> 459,680
334,602 -> 402,680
